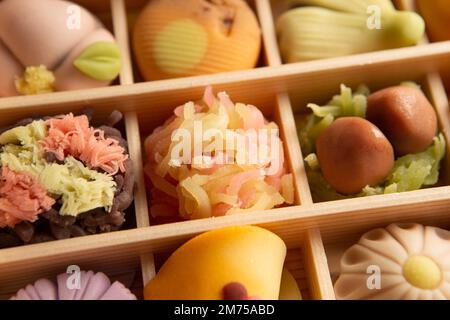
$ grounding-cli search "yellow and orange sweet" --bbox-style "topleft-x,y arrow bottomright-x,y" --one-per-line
279,269 -> 303,300
144,226 -> 287,300
133,0 -> 261,81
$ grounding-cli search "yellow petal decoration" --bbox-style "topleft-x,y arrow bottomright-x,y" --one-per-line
15,65 -> 55,95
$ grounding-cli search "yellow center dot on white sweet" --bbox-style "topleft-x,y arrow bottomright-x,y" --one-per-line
153,19 -> 208,74
402,255 -> 442,290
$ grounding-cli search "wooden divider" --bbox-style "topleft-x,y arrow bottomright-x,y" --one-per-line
255,0 -> 333,299
110,0 -> 155,288
1,0 -> 450,301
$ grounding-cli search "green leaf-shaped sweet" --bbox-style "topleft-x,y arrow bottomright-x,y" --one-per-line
73,42 -> 121,81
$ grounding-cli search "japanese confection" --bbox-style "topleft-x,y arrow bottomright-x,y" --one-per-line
144,87 -> 294,221
0,0 -> 121,97
144,225 -> 301,300
276,0 -> 424,63
297,83 -> 444,201
0,111 -> 134,248
335,223 -> 450,300
133,0 -> 261,80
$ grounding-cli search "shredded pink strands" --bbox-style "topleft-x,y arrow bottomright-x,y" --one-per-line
239,187 -> 257,208
265,176 -> 282,192
0,168 -> 55,228
217,91 -> 235,111
203,86 -> 215,108
226,169 -> 263,196
145,87 -> 292,219
211,203 -> 232,217
41,114 -> 128,175
242,105 -> 265,130
173,103 -> 203,118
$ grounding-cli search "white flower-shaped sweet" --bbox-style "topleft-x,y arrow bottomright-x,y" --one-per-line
335,223 -> 450,300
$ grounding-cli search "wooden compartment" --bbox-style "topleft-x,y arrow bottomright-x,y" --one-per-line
1,42 -> 450,300
0,0 -> 128,99
121,0 -> 267,84
290,71 -> 450,201
323,216 -> 450,298
138,90 -> 304,223
1,0 -> 450,301
261,0 -> 431,65
0,225 -> 333,300
147,228 -> 334,300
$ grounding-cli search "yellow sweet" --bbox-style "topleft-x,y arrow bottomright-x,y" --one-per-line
133,0 -> 261,81
144,226 -> 286,300
403,256 -> 442,290
279,269 -> 302,300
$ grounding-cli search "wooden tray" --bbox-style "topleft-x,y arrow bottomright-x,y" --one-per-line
0,0 -> 450,300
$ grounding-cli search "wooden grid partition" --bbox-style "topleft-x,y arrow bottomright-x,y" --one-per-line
0,0 -> 450,300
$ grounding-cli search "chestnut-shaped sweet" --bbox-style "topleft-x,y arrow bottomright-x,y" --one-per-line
367,86 -> 437,156
316,117 -> 395,195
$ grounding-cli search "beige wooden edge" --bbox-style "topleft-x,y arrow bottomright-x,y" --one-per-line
110,0 -> 156,288
426,73 -> 450,184
304,229 -> 335,300
275,93 -> 312,205
124,112 -> 149,228
255,0 -> 327,298
111,0 -> 134,85
1,42 -> 450,112
2,185 -> 450,267
255,0 -> 282,66
255,0 -> 312,205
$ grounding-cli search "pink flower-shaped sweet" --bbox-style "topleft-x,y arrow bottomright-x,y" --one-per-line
10,270 -> 137,300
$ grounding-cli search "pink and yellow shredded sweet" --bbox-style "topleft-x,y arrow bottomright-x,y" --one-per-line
41,113 -> 128,175
0,167 -> 55,228
0,110 -> 134,249
144,87 -> 294,220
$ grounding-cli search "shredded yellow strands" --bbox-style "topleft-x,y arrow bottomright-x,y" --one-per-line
0,121 -> 116,216
145,87 -> 294,220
